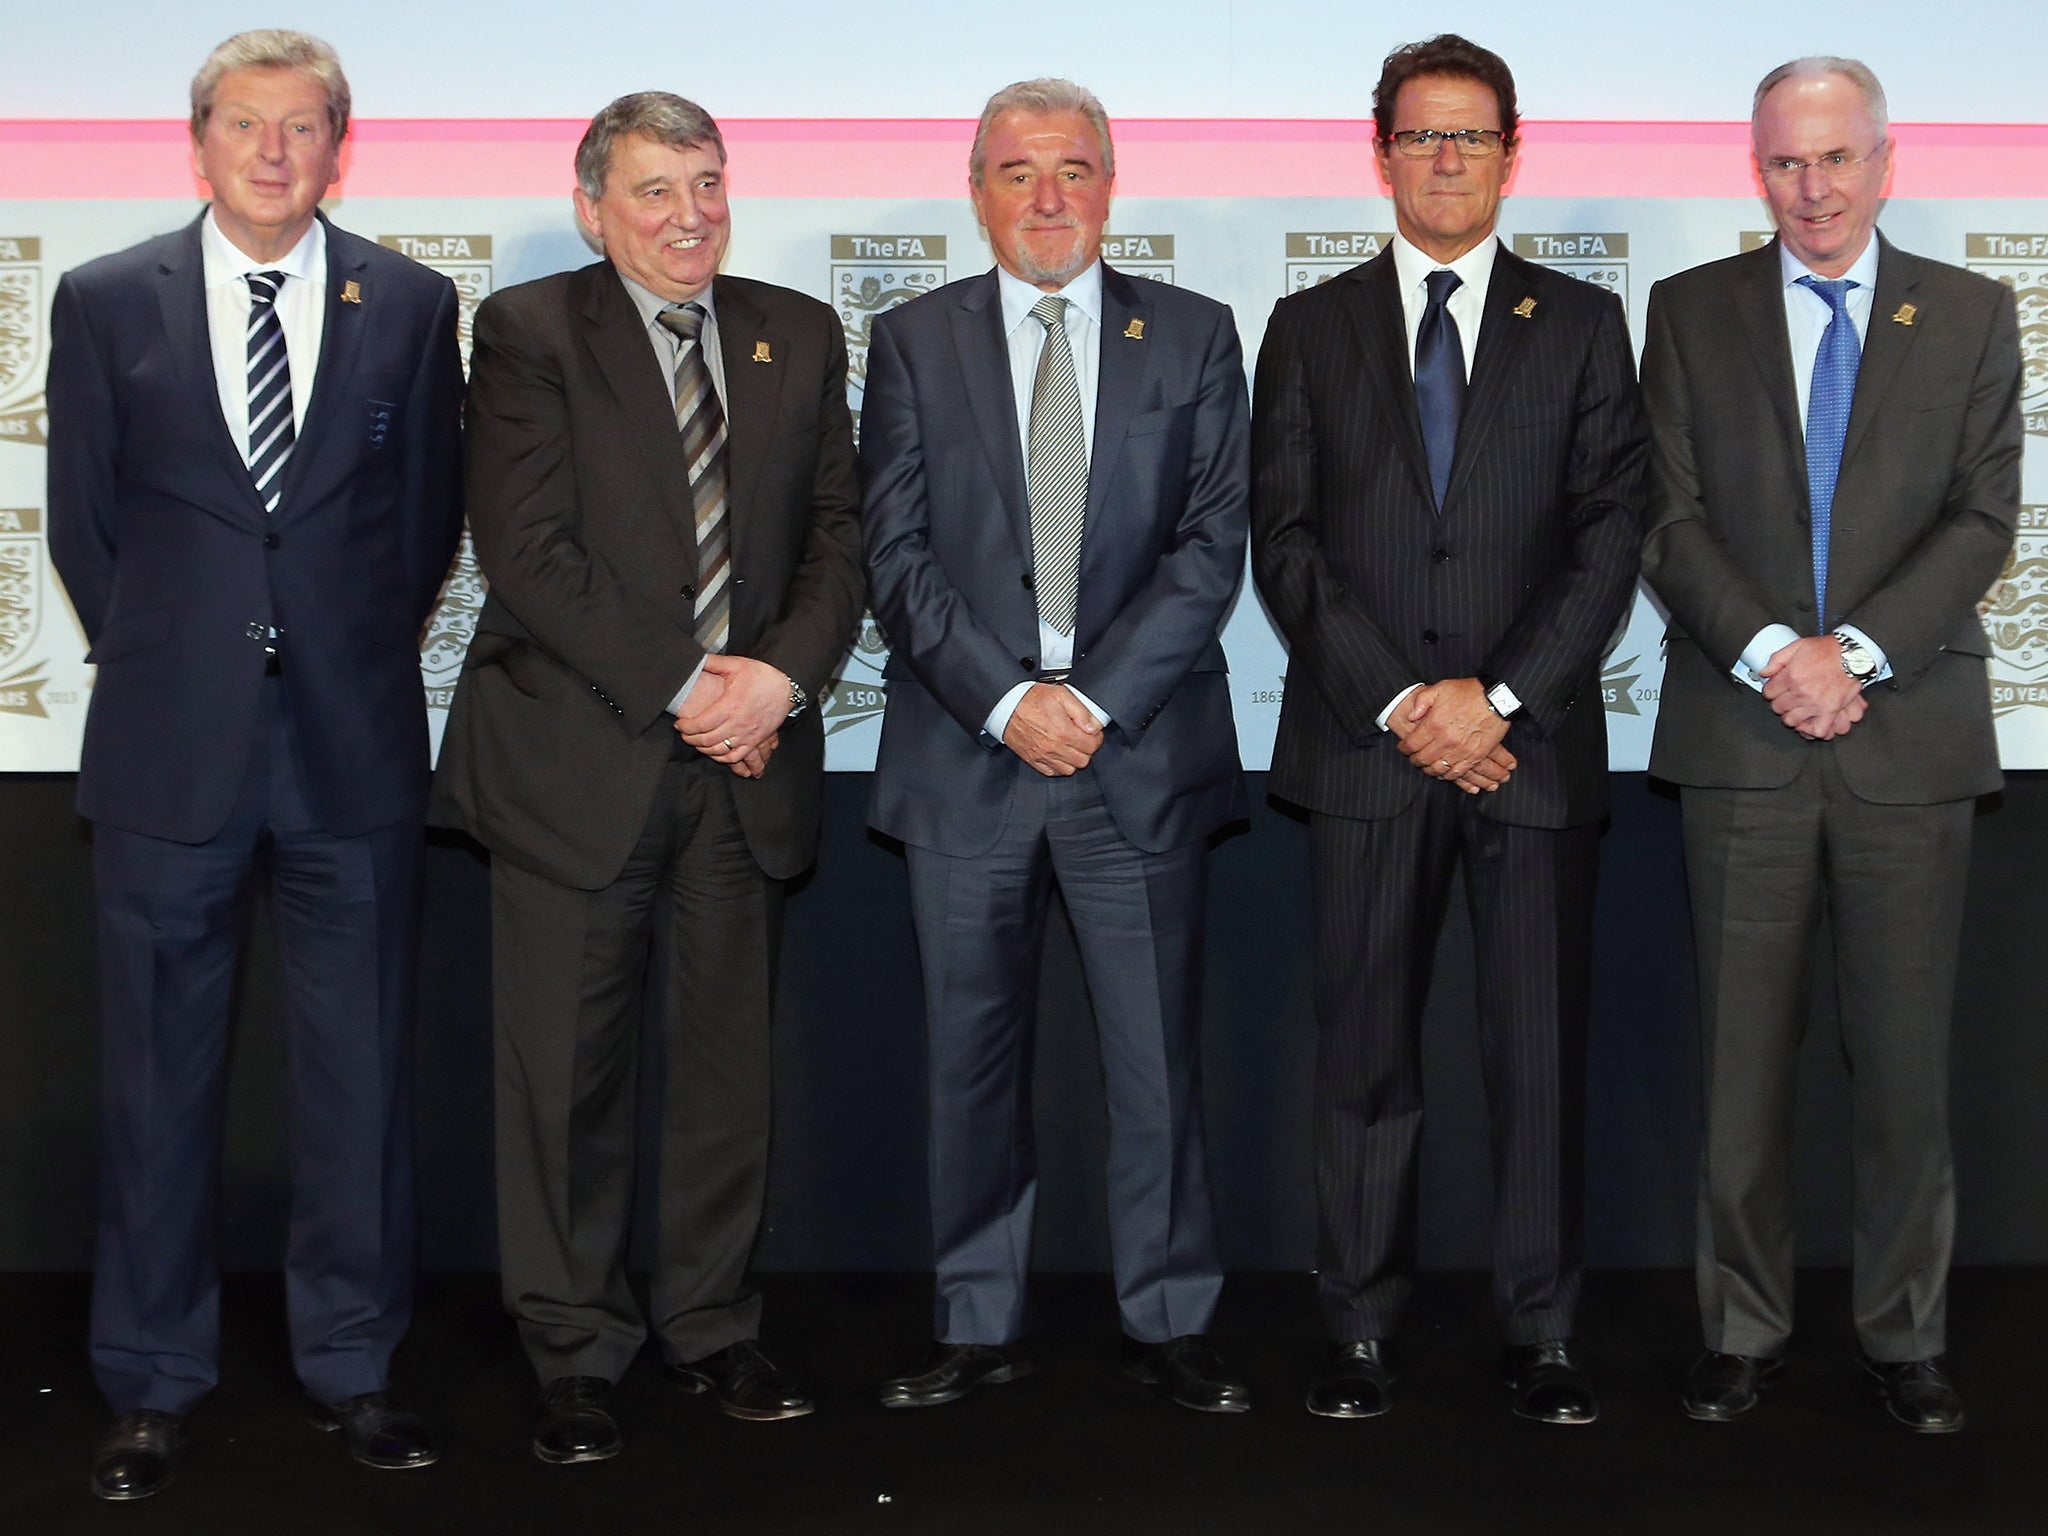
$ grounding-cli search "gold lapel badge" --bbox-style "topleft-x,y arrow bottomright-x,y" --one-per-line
752,340 -> 773,363
1892,303 -> 1917,326
1124,318 -> 1145,340
340,280 -> 362,305
1512,296 -> 1537,320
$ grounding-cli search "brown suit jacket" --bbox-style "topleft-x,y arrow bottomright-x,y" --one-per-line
434,262 -> 864,886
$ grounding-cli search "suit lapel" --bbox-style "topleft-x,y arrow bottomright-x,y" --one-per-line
1338,252 -> 1436,510
155,217 -> 267,529
277,218 -> 370,524
1840,233 -> 1922,471
1084,265 -> 1154,524
950,273 -> 1030,551
1444,245 -> 1533,511
711,276 -> 788,581
1734,242 -> 1805,468
578,264 -> 700,569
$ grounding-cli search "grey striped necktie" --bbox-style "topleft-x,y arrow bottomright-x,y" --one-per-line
1026,294 -> 1087,637
244,270 -> 294,515
657,302 -> 731,652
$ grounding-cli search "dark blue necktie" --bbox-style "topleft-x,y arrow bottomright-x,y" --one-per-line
244,270 -> 295,515
1797,275 -> 1860,627
1414,268 -> 1465,511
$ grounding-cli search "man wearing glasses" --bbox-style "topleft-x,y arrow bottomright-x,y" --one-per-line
1641,58 -> 2020,1433
1251,34 -> 1646,1423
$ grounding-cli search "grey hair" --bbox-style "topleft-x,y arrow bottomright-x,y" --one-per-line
190,30 -> 351,142
575,92 -> 727,200
969,78 -> 1114,185
1751,56 -> 1890,142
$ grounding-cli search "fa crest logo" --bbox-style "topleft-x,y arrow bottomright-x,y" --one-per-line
831,235 -> 947,438
0,507 -> 49,717
1102,233 -> 1177,286
1284,233 -> 1391,292
1984,507 -> 2048,715
379,235 -> 494,373
1512,232 -> 1631,310
0,238 -> 47,448
419,532 -> 486,714
1967,235 -> 2048,437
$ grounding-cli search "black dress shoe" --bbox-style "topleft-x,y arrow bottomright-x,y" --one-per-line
668,1340 -> 815,1421
308,1391 -> 438,1469
1681,1351 -> 1783,1422
1862,1354 -> 1965,1434
1119,1334 -> 1251,1414
90,1411 -> 184,1501
1306,1340 -> 1394,1419
532,1375 -> 621,1464
877,1343 -> 1031,1408
1504,1341 -> 1597,1424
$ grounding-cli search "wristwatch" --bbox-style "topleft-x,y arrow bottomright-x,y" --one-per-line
1833,630 -> 1878,685
1481,677 -> 1522,719
785,675 -> 809,719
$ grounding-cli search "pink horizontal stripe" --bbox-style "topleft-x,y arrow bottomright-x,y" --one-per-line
3,118 -> 2046,200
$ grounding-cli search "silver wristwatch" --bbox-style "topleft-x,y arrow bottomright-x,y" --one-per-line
786,676 -> 809,718
1833,630 -> 1878,684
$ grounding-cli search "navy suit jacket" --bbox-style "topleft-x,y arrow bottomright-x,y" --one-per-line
861,264 -> 1250,858
1251,245 -> 1648,830
47,213 -> 465,842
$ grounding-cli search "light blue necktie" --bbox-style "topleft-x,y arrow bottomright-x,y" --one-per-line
1797,275 -> 1860,627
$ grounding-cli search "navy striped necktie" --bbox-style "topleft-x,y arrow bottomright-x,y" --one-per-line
244,270 -> 295,515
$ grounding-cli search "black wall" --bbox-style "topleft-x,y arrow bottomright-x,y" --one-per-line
4,770 -> 2043,1274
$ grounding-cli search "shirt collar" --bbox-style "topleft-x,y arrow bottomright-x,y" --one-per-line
200,209 -> 324,289
619,268 -> 717,334
1390,231 -> 1498,299
997,258 -> 1103,336
1778,233 -> 1880,293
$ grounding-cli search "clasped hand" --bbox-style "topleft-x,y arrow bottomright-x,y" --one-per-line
1393,677 -> 1515,794
675,654 -> 791,778
1759,636 -> 1865,741
1003,682 -> 1104,777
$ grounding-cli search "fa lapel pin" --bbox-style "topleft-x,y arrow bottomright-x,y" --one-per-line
341,280 -> 362,305
752,340 -> 773,363
1512,296 -> 1537,320
1124,318 -> 1145,340
1892,303 -> 1917,327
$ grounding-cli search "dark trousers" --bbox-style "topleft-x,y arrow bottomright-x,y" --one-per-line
492,753 -> 781,1385
906,769 -> 1223,1346
1310,783 -> 1597,1345
1682,753 -> 1969,1362
90,679 -> 421,1414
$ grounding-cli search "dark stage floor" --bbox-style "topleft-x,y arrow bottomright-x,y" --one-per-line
0,1270 -> 2036,1535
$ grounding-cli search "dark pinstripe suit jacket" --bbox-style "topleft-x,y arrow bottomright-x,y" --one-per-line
1641,236 -> 2021,805
1251,244 -> 1649,829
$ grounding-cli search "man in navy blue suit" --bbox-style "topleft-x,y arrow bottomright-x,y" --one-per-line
861,79 -> 1252,1414
47,29 -> 463,1500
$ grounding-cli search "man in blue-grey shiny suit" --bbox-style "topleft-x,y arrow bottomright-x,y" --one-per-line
860,78 -> 1253,1415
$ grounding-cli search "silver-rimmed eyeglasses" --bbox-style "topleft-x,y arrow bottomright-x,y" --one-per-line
1757,143 -> 1889,183
1387,128 -> 1509,158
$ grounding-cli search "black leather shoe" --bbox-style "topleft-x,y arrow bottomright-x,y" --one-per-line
1306,1340 -> 1394,1419
1504,1341 -> 1598,1424
877,1343 -> 1031,1408
308,1391 -> 438,1469
1681,1351 -> 1783,1422
1862,1355 -> 1965,1434
90,1411 -> 184,1501
1119,1334 -> 1251,1414
668,1341 -> 814,1421
531,1375 -> 621,1464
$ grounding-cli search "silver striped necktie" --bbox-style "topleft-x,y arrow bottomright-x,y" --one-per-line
657,302 -> 731,652
244,270 -> 294,515
1026,294 -> 1087,638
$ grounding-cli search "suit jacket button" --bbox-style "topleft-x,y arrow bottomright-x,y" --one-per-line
264,533 -> 280,550
245,621 -> 266,640
1021,572 -> 1035,591
1422,629 -> 1439,644
1432,547 -> 1450,563
681,584 -> 698,600
1021,656 -> 1036,670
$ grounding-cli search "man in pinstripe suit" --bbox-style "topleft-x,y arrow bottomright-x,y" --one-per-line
1251,34 -> 1647,1423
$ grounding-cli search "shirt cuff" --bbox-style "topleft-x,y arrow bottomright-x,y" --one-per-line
1065,684 -> 1111,728
667,655 -> 709,717
1834,623 -> 1894,684
984,680 -> 1035,741
1734,624 -> 1802,693
1377,682 -> 1424,731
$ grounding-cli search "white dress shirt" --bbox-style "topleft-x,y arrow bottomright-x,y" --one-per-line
1734,236 -> 1890,689
984,260 -> 1110,742
1377,234 -> 1509,730
200,210 -> 325,462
